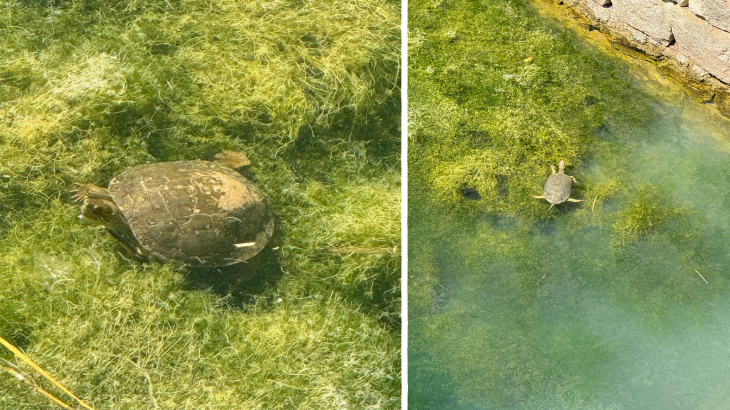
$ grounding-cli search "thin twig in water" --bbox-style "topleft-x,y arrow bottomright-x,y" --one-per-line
695,269 -> 708,284
592,185 -> 611,212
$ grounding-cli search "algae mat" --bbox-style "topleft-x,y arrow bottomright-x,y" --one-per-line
0,1 -> 400,408
409,0 -> 730,408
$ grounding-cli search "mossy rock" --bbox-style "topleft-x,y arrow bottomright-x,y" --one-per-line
715,89 -> 730,119
656,61 -> 716,103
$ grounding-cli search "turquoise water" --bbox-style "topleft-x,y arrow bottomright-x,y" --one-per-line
410,68 -> 730,409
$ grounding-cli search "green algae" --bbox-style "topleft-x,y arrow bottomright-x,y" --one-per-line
408,243 -> 440,316
612,185 -> 682,245
409,0 -> 651,219
409,0 -> 730,409
0,0 -> 400,408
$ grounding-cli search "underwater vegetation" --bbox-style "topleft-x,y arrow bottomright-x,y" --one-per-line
409,0 -> 650,219
409,0 -> 730,409
613,185 -> 684,244
0,0 -> 400,408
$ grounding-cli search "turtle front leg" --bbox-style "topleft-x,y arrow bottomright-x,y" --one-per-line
567,198 -> 583,203
533,195 -> 546,199
569,175 -> 578,184
550,164 -> 556,174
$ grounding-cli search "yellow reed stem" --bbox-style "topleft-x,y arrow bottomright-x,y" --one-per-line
1,364 -> 74,410
0,335 -> 94,410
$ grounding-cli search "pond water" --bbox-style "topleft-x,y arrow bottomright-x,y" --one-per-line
409,8 -> 730,410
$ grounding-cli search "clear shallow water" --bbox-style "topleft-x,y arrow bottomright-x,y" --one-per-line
410,74 -> 730,409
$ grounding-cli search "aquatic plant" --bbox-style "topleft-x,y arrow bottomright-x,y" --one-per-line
408,243 -> 440,315
0,0 -> 400,408
408,0 -> 730,409
409,0 -> 650,219
612,185 -> 680,245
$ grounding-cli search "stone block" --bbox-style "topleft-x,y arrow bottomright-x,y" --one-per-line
689,0 -> 730,33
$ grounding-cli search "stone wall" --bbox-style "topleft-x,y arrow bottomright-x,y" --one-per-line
559,0 -> 730,116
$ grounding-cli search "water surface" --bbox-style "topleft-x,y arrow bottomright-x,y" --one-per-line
409,8 -> 730,410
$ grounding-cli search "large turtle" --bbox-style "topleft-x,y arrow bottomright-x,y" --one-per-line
73,151 -> 274,267
533,160 -> 582,210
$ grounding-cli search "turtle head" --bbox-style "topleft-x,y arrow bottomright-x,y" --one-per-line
73,183 -> 148,260
72,184 -> 119,225
558,160 -> 566,173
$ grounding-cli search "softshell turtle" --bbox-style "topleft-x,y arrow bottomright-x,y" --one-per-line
73,151 -> 274,267
533,160 -> 582,210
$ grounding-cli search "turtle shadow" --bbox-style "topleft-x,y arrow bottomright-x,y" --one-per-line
181,245 -> 283,309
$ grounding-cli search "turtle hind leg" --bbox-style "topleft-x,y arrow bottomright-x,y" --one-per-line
533,195 -> 546,199
566,198 -> 583,203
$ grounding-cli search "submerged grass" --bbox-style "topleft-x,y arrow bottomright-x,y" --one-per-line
408,0 -> 727,409
612,185 -> 682,245
409,0 -> 650,219
0,0 -> 400,408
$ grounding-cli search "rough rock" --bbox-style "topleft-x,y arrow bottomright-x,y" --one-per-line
560,0 -> 730,117
689,0 -> 730,34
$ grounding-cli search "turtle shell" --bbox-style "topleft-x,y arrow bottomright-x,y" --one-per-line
108,160 -> 274,266
543,173 -> 572,204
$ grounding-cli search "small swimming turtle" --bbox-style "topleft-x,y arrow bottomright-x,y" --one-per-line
73,151 -> 274,267
533,160 -> 582,210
